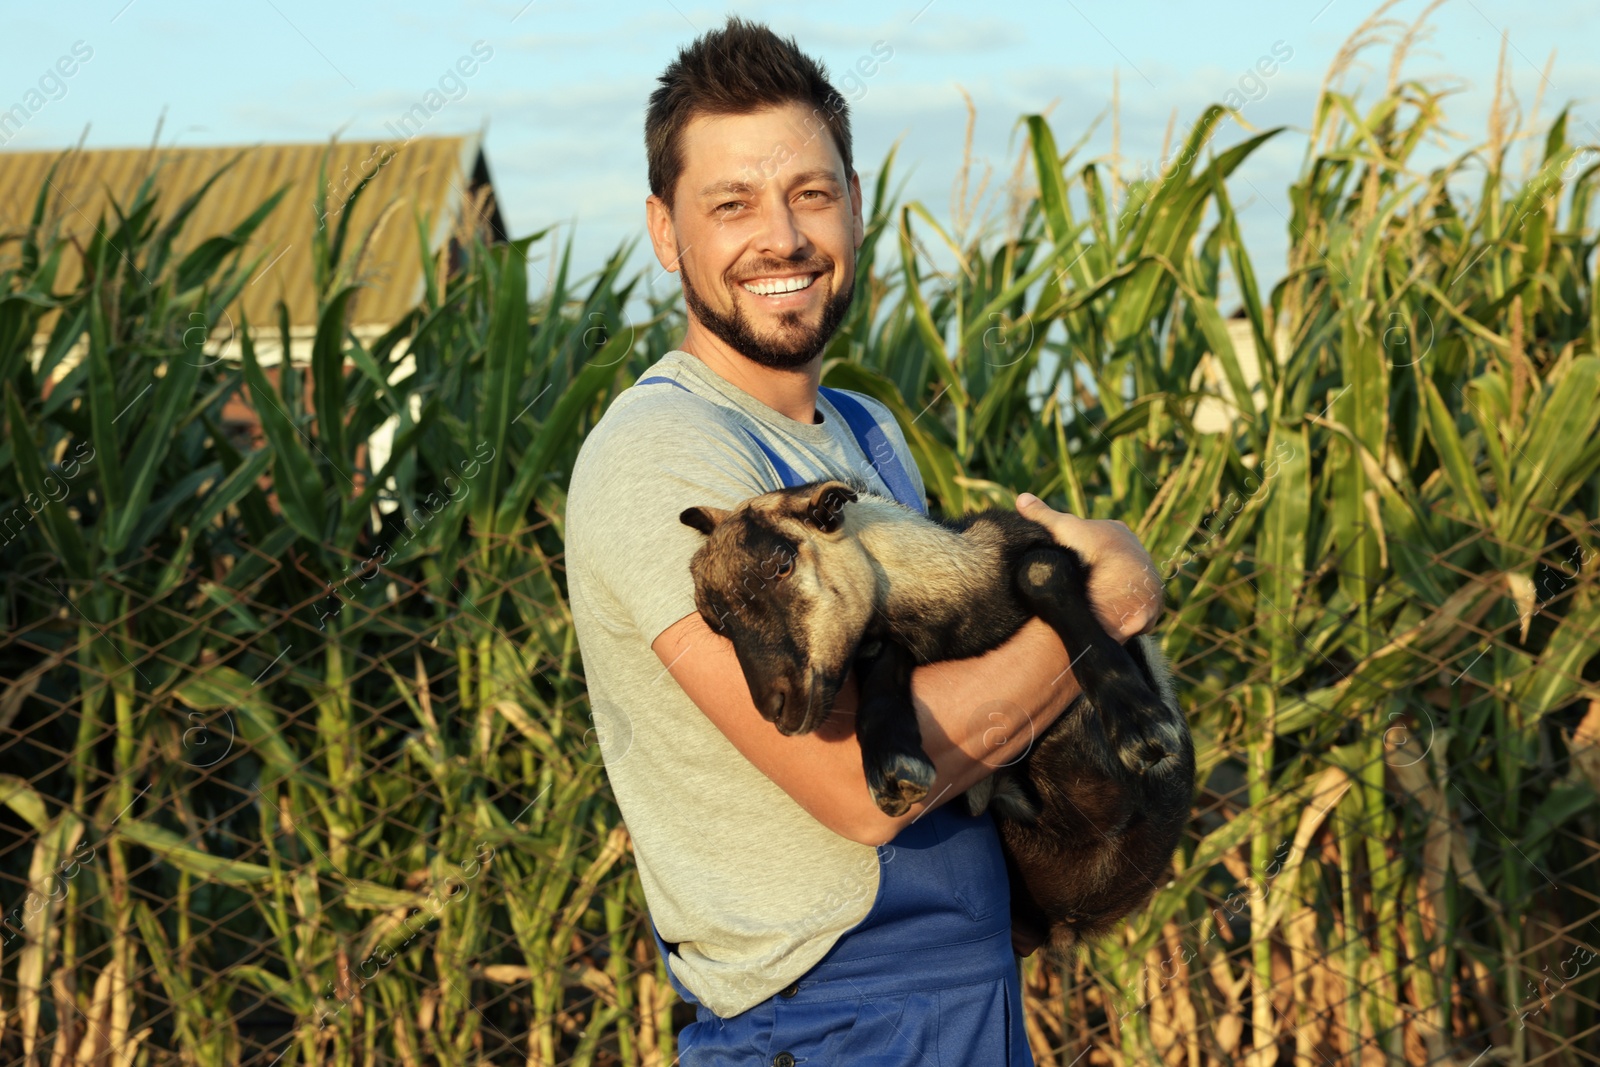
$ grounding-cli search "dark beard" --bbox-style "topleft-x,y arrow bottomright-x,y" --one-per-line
679,255 -> 855,371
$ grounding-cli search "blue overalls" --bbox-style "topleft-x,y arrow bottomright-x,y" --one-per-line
639,374 -> 1033,1066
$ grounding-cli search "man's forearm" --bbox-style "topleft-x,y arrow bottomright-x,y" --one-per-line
828,616 -> 1082,846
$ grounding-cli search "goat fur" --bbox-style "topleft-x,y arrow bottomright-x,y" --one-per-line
681,478 -> 1196,952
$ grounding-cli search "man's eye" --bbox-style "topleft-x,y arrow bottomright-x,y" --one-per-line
717,201 -> 744,214
798,189 -> 827,201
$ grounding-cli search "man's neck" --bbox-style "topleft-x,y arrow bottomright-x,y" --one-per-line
679,327 -> 823,425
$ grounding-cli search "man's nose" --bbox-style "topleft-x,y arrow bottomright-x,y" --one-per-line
753,195 -> 805,260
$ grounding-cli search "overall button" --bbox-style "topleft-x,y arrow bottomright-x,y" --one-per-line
773,1054 -> 796,1067
778,982 -> 799,998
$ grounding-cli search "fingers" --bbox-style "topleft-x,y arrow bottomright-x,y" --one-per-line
1015,492 -> 1073,531
1016,492 -> 1094,558
1016,491 -> 1074,518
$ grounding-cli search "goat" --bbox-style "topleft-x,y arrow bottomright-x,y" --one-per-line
680,478 -> 1195,951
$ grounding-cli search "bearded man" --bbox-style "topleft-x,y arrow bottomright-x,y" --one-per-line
564,17 -> 1161,1065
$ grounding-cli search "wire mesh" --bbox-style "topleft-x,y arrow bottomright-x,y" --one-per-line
2,503 -> 1596,1066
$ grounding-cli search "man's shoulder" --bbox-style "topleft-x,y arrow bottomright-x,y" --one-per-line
592,373 -> 724,434
574,376 -> 743,474
566,374 -> 769,532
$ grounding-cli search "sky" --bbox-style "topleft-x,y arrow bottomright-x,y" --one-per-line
4,0 -> 1597,310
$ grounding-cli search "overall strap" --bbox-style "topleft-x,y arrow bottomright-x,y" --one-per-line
818,386 -> 925,516
636,375 -> 922,511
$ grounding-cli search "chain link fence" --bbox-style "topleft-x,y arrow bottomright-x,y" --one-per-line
2,499 -> 1596,1066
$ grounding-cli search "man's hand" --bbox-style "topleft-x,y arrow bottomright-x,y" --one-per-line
1015,492 -> 1163,641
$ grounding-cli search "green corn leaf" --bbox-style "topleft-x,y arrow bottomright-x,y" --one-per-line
1026,114 -> 1077,250
104,350 -> 204,554
1209,166 -> 1275,400
241,318 -> 327,543
1522,783 -> 1598,859
1505,356 -> 1600,541
471,235 -> 536,531
4,384 -> 90,576
897,210 -> 967,412
85,298 -> 126,513
117,818 -> 275,886
173,666 -> 300,784
334,398 -> 440,546
151,448 -> 273,598
175,183 -> 290,291
311,285 -> 360,478
0,775 -> 51,831
1186,281 -> 1264,452
121,462 -> 219,555
1511,590 -> 1600,716
1419,375 -> 1494,531
1258,419 -> 1311,680
492,357 -> 616,536
1138,426 -> 1229,569
1461,372 -> 1514,499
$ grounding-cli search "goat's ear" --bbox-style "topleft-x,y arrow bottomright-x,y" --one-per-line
680,506 -> 730,536
805,480 -> 858,534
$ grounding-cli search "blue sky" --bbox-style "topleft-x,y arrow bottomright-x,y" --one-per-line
5,0 -> 1597,308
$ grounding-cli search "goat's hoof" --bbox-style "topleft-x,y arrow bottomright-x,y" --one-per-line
1114,716 -> 1189,777
1121,738 -> 1173,772
870,753 -> 936,816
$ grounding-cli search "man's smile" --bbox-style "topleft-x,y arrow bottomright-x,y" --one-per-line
740,271 -> 823,298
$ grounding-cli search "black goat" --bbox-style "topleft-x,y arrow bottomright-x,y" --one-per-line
680,478 -> 1195,951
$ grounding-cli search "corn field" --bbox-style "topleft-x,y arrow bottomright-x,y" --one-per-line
2,17 -> 1599,1066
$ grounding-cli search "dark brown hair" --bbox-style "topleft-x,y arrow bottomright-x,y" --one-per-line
645,16 -> 853,210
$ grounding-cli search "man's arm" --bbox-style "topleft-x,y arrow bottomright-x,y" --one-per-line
656,612 -> 1080,846
654,493 -> 1165,847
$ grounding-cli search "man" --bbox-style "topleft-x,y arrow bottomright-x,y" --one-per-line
564,16 -> 1162,1065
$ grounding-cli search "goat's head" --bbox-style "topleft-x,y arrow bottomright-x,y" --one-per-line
680,479 -> 880,736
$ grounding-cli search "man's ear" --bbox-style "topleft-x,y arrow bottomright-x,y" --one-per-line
646,194 -> 682,276
849,170 -> 865,251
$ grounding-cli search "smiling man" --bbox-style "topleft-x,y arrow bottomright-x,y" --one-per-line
564,16 -> 1162,1065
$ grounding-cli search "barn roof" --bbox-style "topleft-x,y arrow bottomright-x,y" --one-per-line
0,133 -> 504,331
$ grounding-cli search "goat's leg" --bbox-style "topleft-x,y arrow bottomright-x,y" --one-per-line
852,637 -> 935,816
1001,712 -> 1194,949
995,682 -> 1193,948
1005,547 -> 1196,946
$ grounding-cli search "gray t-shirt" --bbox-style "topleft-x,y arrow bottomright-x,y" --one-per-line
563,348 -> 928,1018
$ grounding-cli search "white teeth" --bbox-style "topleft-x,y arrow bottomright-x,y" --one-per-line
742,274 -> 816,296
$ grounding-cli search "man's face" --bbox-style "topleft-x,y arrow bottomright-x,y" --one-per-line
647,101 -> 865,370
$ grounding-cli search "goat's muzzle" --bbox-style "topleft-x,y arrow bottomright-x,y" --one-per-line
755,668 -> 837,737
748,678 -> 804,735
759,687 -> 790,729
